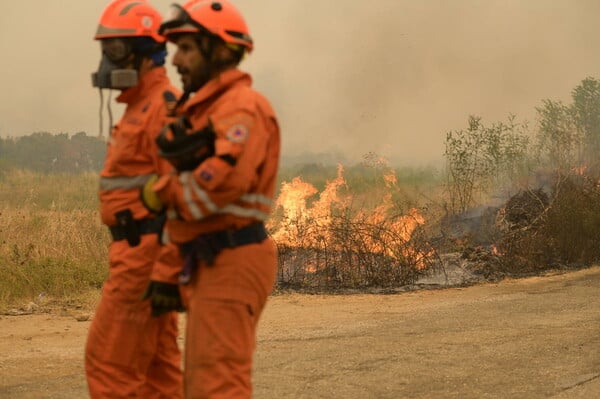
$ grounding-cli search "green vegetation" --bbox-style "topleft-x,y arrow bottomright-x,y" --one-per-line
444,115 -> 530,214
444,77 -> 600,215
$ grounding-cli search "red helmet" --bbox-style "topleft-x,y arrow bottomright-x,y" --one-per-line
160,0 -> 253,52
94,0 -> 165,43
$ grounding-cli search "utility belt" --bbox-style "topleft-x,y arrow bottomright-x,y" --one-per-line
178,222 -> 268,284
109,209 -> 165,247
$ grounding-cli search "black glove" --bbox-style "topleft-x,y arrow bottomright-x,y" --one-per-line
156,117 -> 216,171
141,281 -> 185,317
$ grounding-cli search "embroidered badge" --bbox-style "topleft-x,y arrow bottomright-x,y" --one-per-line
225,124 -> 249,143
142,16 -> 153,28
199,169 -> 213,182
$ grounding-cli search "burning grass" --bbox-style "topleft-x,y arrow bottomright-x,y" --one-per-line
268,165 -> 440,289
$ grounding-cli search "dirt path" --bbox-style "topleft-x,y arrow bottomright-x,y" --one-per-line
1,267 -> 599,399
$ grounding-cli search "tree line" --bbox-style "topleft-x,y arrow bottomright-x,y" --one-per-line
0,132 -> 106,174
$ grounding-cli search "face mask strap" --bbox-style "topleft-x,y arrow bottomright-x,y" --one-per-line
96,87 -> 114,139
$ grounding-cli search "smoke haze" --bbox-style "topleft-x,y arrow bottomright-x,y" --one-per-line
1,0 -> 600,166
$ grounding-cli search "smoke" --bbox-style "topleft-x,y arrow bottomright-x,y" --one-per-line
241,0 -> 600,165
1,0 -> 600,166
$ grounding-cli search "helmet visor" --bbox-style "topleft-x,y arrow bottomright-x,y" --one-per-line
101,38 -> 133,64
159,4 -> 207,36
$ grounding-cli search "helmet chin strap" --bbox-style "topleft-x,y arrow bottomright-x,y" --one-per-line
195,35 -> 217,86
132,52 -> 144,71
174,89 -> 192,112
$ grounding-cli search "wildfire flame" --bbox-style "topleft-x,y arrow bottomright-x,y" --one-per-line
269,165 -> 428,268
273,177 -> 317,225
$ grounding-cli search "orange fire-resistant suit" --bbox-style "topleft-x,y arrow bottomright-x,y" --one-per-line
153,68 -> 280,398
85,67 -> 184,399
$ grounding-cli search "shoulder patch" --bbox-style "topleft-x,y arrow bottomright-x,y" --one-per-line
213,112 -> 254,143
225,124 -> 249,143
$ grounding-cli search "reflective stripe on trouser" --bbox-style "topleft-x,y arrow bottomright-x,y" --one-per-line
85,234 -> 183,399
182,238 -> 277,399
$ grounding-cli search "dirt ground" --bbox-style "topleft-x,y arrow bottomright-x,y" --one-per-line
0,266 -> 599,399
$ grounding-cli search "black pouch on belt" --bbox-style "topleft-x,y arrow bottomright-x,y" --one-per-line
178,223 -> 268,284
114,209 -> 141,247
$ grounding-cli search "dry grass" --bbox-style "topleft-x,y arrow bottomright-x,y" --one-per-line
0,170 -> 108,310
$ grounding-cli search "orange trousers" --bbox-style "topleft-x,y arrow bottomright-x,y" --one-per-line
181,238 -> 277,399
85,235 -> 183,399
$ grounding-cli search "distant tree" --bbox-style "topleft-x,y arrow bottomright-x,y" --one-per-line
534,99 -> 580,173
571,77 -> 600,169
532,77 -> 600,174
69,131 -> 106,171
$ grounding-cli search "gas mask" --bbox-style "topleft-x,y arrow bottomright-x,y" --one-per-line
91,38 -> 138,89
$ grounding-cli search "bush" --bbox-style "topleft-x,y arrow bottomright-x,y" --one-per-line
497,174 -> 600,272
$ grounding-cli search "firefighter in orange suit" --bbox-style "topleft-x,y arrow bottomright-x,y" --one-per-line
85,1 -> 184,398
140,1 -> 280,397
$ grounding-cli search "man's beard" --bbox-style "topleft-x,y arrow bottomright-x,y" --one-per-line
179,65 -> 211,93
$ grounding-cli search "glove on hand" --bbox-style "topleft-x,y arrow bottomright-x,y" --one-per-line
156,117 -> 216,171
140,174 -> 164,214
141,281 -> 185,317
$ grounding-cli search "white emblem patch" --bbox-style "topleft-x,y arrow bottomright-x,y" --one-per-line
142,16 -> 153,28
226,124 -> 249,143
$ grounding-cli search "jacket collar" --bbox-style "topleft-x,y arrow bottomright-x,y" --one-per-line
116,67 -> 169,104
183,69 -> 251,112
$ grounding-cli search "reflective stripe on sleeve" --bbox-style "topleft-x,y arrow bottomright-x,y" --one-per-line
177,171 -> 273,222
99,174 -> 155,191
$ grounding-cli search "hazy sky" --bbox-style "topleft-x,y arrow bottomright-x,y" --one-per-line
1,1 -> 600,166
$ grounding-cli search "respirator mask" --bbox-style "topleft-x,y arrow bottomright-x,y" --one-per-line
91,38 -> 138,89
